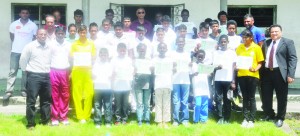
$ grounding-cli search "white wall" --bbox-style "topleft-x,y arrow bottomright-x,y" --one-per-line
229,0 -> 300,77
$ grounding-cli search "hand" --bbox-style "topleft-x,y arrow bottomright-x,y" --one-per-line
217,65 -> 222,70
287,77 -> 295,84
193,72 -> 199,77
249,67 -> 256,72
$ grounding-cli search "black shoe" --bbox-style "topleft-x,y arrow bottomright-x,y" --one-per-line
2,93 -> 12,106
260,116 -> 275,121
275,119 -> 284,127
21,91 -> 27,97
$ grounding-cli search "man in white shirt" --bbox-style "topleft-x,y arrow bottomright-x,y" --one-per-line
20,28 -> 52,130
3,8 -> 37,106
45,15 -> 56,42
175,9 -> 197,39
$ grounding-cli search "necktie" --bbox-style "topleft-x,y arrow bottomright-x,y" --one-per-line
268,41 -> 276,68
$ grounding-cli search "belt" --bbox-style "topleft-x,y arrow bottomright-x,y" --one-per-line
265,67 -> 279,71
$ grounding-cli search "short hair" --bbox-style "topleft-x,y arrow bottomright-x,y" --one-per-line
123,16 -> 131,21
19,7 -> 30,13
204,18 -> 212,24
161,15 -> 171,22
194,49 -> 206,57
136,25 -> 146,32
99,48 -> 109,55
269,24 -> 282,32
78,25 -> 87,32
105,9 -> 114,15
102,18 -> 111,25
136,7 -> 145,13
45,14 -> 55,20
74,9 -> 83,16
67,23 -> 77,31
227,20 -> 237,28
117,43 -> 127,50
157,42 -> 167,50
156,27 -> 165,33
176,24 -> 187,31
136,43 -> 147,50
209,20 -> 219,26
89,22 -> 98,30
218,34 -> 228,44
244,14 -> 254,20
199,22 -> 210,30
181,9 -> 189,15
217,11 -> 227,19
241,29 -> 253,38
55,26 -> 66,33
114,21 -> 123,29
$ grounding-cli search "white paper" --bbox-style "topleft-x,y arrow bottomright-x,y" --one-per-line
200,40 -> 217,51
198,64 -> 216,74
184,39 -> 197,52
135,59 -> 151,74
115,67 -> 133,80
236,56 -> 253,70
154,61 -> 173,75
73,52 -> 92,66
176,60 -> 190,72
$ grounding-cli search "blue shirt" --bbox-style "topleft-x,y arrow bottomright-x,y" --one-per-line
250,26 -> 265,44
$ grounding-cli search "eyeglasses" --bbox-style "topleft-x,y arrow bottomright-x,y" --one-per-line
137,12 -> 145,14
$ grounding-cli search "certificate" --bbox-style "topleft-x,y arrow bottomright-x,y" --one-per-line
198,64 -> 216,74
135,59 -> 151,74
73,52 -> 91,66
200,40 -> 217,51
115,67 -> 133,80
184,39 -> 197,52
236,56 -> 253,70
176,60 -> 190,72
154,61 -> 173,75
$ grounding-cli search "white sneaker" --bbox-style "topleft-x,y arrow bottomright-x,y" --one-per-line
80,119 -> 86,124
247,121 -> 254,128
62,120 -> 70,125
52,120 -> 59,126
241,119 -> 248,128
95,125 -> 100,129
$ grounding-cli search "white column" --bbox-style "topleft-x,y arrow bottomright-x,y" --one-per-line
220,0 -> 228,12
82,0 -> 90,25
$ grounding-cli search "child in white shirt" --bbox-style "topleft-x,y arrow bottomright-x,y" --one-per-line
92,48 -> 113,128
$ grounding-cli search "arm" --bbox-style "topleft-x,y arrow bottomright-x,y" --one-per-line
10,32 -> 14,41
287,39 -> 298,82
19,45 -> 31,71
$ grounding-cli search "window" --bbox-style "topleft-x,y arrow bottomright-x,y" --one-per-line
227,6 -> 277,27
12,4 -> 66,28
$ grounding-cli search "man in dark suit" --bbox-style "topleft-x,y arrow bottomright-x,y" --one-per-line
261,24 -> 297,127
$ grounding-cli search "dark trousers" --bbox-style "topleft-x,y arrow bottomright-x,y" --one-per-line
114,91 -> 129,122
238,76 -> 258,121
26,72 -> 51,128
94,90 -> 113,125
214,81 -> 231,120
261,68 -> 288,120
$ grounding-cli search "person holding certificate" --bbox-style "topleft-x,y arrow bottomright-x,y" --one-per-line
172,37 -> 192,126
153,42 -> 174,128
70,25 -> 96,124
212,35 -> 237,124
236,29 -> 264,128
111,43 -> 134,125
133,43 -> 152,126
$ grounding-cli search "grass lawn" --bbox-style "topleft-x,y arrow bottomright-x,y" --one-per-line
0,111 -> 289,136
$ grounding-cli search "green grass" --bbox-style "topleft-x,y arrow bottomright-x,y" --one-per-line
0,112 -> 289,136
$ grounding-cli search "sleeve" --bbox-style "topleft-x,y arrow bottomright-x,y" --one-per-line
256,46 -> 264,62
33,23 -> 38,36
19,43 -> 31,71
9,22 -> 15,33
91,42 -> 97,57
287,39 -> 298,78
256,29 -> 266,42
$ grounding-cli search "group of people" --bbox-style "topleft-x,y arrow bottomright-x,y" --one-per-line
3,7 -> 297,130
